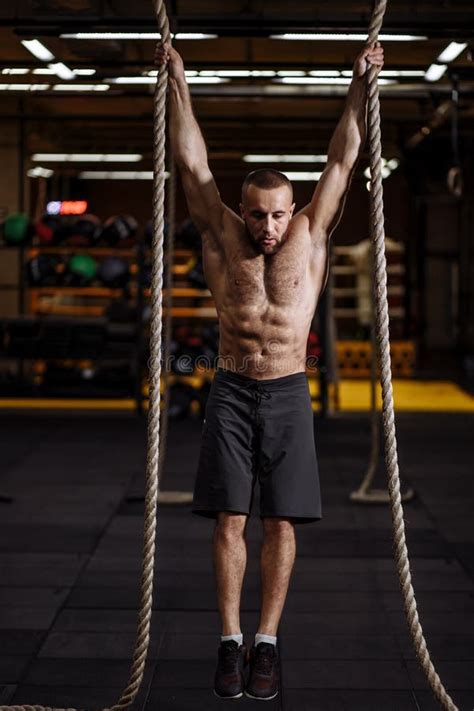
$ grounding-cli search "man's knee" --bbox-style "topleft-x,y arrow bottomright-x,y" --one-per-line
262,516 -> 295,538
215,511 -> 248,540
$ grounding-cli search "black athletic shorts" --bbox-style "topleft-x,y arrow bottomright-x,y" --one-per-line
192,367 -> 322,524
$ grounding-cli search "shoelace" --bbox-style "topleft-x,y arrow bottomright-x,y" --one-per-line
218,641 -> 241,674
253,643 -> 276,676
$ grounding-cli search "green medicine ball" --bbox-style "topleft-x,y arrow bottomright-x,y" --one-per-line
3,213 -> 31,245
67,254 -> 98,286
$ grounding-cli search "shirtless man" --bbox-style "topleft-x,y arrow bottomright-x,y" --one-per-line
157,40 -> 384,701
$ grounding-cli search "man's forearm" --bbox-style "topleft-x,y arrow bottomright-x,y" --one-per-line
169,77 -> 209,171
327,76 -> 367,168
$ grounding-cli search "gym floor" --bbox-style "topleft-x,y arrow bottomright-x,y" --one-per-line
0,411 -> 473,711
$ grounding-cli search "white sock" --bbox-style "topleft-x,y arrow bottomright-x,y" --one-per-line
255,633 -> 277,647
221,633 -> 243,646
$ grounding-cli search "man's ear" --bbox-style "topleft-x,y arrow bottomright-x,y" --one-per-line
239,202 -> 245,219
290,202 -> 296,217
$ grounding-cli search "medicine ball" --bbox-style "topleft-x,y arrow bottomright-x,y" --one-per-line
65,214 -> 102,247
2,213 -> 32,246
26,254 -> 62,286
35,214 -> 62,246
65,254 -> 98,286
101,215 -> 138,247
98,256 -> 130,288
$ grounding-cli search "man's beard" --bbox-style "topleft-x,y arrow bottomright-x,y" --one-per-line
244,224 -> 281,255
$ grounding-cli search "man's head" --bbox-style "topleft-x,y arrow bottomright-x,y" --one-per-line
240,169 -> 295,255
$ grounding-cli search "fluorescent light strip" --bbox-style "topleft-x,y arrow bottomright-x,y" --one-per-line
21,39 -> 55,62
60,32 -> 217,40
425,64 -> 447,82
32,153 -> 142,162
108,75 -> 228,84
199,69 -> 276,77
308,70 -> 341,77
0,84 -> 50,91
174,33 -> 218,40
341,69 -> 425,78
53,84 -> 110,91
277,70 -> 306,77
27,166 -> 54,178
282,171 -> 323,181
49,62 -> 76,80
1,68 -> 29,75
275,76 -> 395,85
145,70 -> 198,77
243,154 -> 327,163
79,171 -> 170,180
107,76 -> 155,84
32,67 -> 96,76
437,41 -> 467,63
271,33 -> 427,41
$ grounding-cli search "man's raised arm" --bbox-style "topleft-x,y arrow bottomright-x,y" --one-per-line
156,43 -> 225,245
301,42 -> 384,244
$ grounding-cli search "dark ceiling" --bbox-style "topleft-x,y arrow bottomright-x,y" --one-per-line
0,1 -> 473,178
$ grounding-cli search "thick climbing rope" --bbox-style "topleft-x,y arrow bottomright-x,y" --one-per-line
0,3 -> 170,711
157,155 -> 176,481
367,2 -> 458,709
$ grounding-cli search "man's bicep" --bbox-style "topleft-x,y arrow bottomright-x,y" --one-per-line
302,160 -> 353,240
180,165 -> 224,238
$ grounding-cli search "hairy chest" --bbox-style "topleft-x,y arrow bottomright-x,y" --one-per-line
227,237 -> 312,306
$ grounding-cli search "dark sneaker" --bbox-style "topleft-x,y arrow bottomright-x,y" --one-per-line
214,639 -> 248,699
245,642 -> 279,700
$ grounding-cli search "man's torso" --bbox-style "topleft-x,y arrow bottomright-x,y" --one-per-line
202,209 -> 328,379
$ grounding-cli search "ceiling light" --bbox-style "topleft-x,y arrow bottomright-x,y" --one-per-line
243,154 -> 327,163
276,76 -> 395,85
387,158 -> 400,170
1,68 -> 29,75
74,69 -> 96,76
79,171 -> 170,180
309,70 -> 341,77
174,33 -> 218,40
49,62 -> 76,80
341,69 -> 425,78
0,83 -> 50,91
60,32 -> 217,40
276,70 -> 306,77
21,39 -> 55,62
282,171 -> 323,181
199,69 -> 276,77
437,41 -> 467,63
32,153 -> 142,162
184,76 -> 229,84
275,77 -> 352,85
27,166 -> 54,178
425,64 -> 447,82
62,32 -> 161,39
108,76 -> 155,84
379,70 -> 425,77
53,84 -> 109,91
270,33 -> 427,41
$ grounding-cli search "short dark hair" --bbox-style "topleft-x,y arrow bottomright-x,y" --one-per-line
242,168 -> 293,201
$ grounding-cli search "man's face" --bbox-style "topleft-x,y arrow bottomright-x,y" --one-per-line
240,184 -> 295,256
